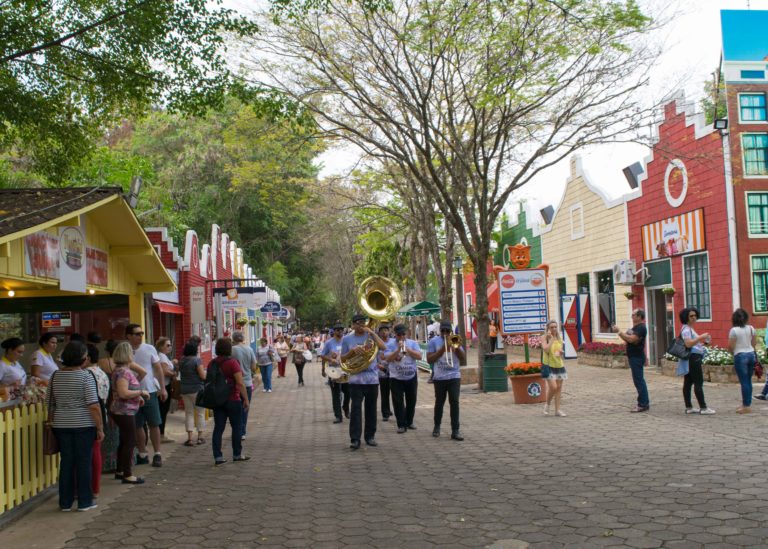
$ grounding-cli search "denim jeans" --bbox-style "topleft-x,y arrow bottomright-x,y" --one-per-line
628,356 -> 649,408
213,400 -> 244,460
259,364 -> 273,391
241,386 -> 253,437
734,351 -> 756,406
54,426 -> 96,510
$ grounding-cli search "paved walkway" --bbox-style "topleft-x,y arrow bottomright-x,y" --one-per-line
4,358 -> 768,548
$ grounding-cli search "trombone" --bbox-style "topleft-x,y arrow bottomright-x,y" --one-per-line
445,334 -> 462,368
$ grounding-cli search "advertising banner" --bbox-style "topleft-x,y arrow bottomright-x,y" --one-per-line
190,286 -> 206,325
42,312 -> 72,329
58,224 -> 86,292
24,232 -> 59,278
641,208 -> 705,261
498,269 -> 548,335
86,247 -> 108,286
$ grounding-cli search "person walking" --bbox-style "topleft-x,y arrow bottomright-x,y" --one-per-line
46,341 -> 104,511
729,308 -> 757,414
320,323 -> 349,423
679,307 -> 715,415
290,334 -> 309,386
155,337 -> 177,443
210,338 -> 250,465
179,341 -> 206,446
256,337 -> 276,393
541,320 -> 567,417
613,309 -> 650,413
426,321 -> 465,440
275,335 -> 290,378
376,324 -> 393,422
232,331 -> 258,441
384,324 -> 422,434
341,313 -> 387,450
109,342 -> 149,485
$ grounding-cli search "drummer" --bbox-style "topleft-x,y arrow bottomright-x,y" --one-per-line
321,323 -> 349,424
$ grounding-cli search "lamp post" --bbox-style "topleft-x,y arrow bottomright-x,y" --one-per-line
453,255 -> 467,366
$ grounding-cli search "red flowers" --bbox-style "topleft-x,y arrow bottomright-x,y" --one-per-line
579,342 -> 626,356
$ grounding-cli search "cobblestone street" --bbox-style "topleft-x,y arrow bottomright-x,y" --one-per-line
5,360 -> 768,548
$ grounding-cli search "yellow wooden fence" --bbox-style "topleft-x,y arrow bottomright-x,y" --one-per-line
0,403 -> 59,515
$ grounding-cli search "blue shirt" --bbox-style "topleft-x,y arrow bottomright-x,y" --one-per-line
341,332 -> 380,385
681,325 -> 705,355
377,336 -> 392,378
386,338 -> 420,380
427,336 -> 462,381
321,337 -> 343,364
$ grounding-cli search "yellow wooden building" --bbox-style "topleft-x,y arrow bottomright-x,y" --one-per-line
540,157 -> 638,349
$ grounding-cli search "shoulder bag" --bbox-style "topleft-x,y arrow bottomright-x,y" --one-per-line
667,330 -> 691,361
43,372 -> 59,455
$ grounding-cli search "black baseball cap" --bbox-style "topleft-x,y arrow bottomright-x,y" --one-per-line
439,321 -> 453,332
351,313 -> 367,323
393,324 -> 407,335
333,323 -> 344,330
378,324 -> 391,333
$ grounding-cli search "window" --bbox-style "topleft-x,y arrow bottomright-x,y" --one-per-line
683,253 -> 711,319
743,134 -> 768,176
740,93 -> 767,122
741,70 -> 766,80
576,273 -> 590,294
557,277 -> 567,297
595,270 -> 616,333
753,256 -> 768,313
747,192 -> 768,235
570,203 -> 584,239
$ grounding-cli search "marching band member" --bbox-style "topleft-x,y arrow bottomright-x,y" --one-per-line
320,323 -> 349,424
384,324 -> 422,434
376,324 -> 393,422
340,313 -> 387,450
426,321 -> 465,441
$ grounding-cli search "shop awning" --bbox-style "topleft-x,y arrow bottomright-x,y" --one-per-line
398,300 -> 441,317
155,302 -> 184,315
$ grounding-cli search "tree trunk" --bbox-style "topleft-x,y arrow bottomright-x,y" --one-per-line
469,249 -> 491,390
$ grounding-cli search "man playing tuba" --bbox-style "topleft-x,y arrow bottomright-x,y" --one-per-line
340,313 -> 388,450
426,321 -> 465,441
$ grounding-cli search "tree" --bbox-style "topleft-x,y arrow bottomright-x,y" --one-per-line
0,0 -> 258,179
701,70 -> 727,125
250,0 -> 662,381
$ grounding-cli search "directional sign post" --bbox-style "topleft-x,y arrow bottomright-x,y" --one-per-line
276,307 -> 290,319
498,269 -> 548,336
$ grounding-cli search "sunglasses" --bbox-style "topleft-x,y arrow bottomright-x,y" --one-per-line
130,331 -> 144,336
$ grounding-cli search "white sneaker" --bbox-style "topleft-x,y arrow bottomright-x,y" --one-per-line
555,410 -> 567,417
263,389 -> 268,393
685,408 -> 700,414
543,404 -> 549,416
267,389 -> 272,393
700,408 -> 716,415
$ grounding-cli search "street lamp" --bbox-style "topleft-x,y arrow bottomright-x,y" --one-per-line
453,256 -> 467,366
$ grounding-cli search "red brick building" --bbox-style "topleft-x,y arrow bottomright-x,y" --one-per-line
625,97 -> 735,364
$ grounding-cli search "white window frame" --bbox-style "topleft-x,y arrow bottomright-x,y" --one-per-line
750,254 -> 768,315
592,266 -> 619,338
741,132 -> 768,179
745,191 -> 768,238
738,92 -> 768,124
682,251 -> 712,321
570,203 -> 584,240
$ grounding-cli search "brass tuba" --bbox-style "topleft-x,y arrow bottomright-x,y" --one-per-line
340,276 -> 402,375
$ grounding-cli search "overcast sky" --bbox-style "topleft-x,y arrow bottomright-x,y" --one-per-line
229,0 -> 768,221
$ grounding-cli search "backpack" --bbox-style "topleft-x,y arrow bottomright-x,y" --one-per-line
195,359 -> 231,409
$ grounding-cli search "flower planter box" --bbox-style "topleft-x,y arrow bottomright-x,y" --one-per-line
659,358 -> 740,383
509,374 -> 548,404
578,353 -> 628,369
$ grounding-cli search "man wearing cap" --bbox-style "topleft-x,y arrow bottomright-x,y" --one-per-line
340,313 -> 388,450
427,321 -> 465,441
385,324 -> 423,434
321,323 -> 350,423
376,324 -> 393,422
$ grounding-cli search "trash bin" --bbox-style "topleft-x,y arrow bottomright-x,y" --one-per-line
483,353 -> 508,392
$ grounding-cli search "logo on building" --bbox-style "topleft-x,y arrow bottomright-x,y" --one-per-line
500,274 -> 516,288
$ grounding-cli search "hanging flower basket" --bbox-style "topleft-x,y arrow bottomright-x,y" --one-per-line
248,319 -> 257,326
661,287 -> 676,296
623,291 -> 635,300
236,317 -> 248,327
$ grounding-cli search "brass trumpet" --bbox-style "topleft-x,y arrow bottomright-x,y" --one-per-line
445,334 -> 462,368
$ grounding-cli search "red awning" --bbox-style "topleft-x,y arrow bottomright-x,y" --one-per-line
155,302 -> 184,315
487,280 -> 500,312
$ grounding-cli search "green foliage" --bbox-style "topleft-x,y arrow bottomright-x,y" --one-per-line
701,70 -> 727,125
0,0 -> 259,179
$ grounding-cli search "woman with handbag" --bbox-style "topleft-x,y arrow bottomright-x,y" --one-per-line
291,334 -> 310,387
679,307 -> 715,415
179,341 -> 206,446
274,335 -> 290,377
46,341 -> 105,511
728,308 -> 758,414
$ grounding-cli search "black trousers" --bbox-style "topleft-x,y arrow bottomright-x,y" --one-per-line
379,377 -> 392,418
349,383 -> 378,442
159,384 -> 171,435
330,381 -> 350,419
683,353 -> 707,409
294,362 -> 305,384
390,375 -> 418,428
434,378 -> 461,432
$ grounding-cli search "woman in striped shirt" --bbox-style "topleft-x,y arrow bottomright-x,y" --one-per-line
46,341 -> 104,512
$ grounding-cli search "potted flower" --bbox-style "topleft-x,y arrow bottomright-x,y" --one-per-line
661,287 -> 675,296
504,362 -> 547,404
248,319 -> 257,326
236,317 -> 248,327
623,291 -> 635,300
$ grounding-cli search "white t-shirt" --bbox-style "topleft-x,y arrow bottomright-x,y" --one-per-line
158,352 -> 175,387
133,343 -> 160,393
729,325 -> 756,355
0,358 -> 27,386
31,349 -> 58,381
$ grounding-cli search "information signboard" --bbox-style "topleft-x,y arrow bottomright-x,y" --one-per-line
498,269 -> 548,335
42,312 -> 72,329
